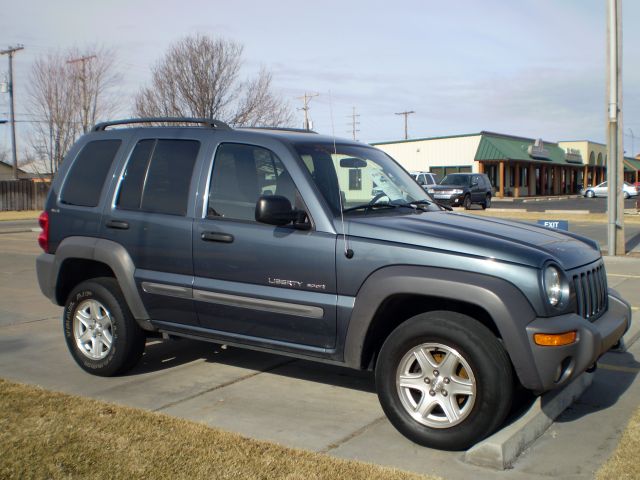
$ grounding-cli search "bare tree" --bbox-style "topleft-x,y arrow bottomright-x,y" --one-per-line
27,52 -> 80,174
135,34 -> 293,127
67,46 -> 121,133
26,47 -> 120,173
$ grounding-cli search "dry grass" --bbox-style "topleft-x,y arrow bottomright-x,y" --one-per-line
597,404 -> 640,480
0,210 -> 41,221
0,379 -> 433,480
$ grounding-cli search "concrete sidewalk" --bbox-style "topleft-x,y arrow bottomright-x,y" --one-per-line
0,231 -> 638,479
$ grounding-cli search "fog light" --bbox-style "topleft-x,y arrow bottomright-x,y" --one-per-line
534,331 -> 577,346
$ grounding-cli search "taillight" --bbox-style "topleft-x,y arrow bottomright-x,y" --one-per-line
38,211 -> 49,253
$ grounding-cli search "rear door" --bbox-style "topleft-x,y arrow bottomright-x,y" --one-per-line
101,131 -> 209,326
192,141 -> 338,349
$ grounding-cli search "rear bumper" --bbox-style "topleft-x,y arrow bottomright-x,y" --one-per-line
523,289 -> 631,393
36,253 -> 57,304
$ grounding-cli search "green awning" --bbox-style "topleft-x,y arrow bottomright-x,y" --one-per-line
474,134 -> 580,166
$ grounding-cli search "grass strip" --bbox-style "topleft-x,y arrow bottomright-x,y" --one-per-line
0,210 -> 41,221
0,378 -> 433,480
597,403 -> 640,480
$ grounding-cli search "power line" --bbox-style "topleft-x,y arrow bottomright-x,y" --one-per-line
395,110 -> 415,140
0,45 -> 24,179
297,92 -> 319,130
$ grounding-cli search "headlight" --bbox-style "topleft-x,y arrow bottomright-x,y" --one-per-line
452,189 -> 463,194
427,189 -> 434,194
543,265 -> 569,307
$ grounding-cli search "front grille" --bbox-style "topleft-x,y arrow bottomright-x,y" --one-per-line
572,262 -> 608,321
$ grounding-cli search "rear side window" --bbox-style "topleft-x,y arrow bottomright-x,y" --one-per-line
117,139 -> 200,216
61,140 -> 121,207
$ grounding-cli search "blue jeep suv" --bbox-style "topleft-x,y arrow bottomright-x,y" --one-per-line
36,118 -> 631,450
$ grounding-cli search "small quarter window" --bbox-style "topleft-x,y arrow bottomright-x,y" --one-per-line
61,140 -> 121,207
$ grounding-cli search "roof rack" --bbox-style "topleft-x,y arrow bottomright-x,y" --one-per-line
92,117 -> 232,132
241,126 -> 318,134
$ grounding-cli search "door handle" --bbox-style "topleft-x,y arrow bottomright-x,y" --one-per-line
201,231 -> 234,243
105,220 -> 129,230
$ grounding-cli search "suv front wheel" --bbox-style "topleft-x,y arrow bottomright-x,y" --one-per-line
375,311 -> 513,450
64,277 -> 146,376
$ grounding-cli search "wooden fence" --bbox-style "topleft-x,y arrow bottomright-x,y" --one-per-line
0,180 -> 51,211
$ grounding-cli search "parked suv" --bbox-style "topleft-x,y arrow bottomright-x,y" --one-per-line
36,118 -> 630,451
426,172 -> 493,209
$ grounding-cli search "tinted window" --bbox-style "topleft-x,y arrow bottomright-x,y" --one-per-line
61,140 -> 121,207
208,143 -> 296,221
117,140 -> 155,210
117,139 -> 200,216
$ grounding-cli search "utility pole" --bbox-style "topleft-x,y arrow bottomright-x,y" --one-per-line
67,54 -> 96,133
606,0 -> 624,255
348,106 -> 360,140
1,45 -> 24,180
395,110 -> 415,140
626,128 -> 636,156
297,92 -> 318,130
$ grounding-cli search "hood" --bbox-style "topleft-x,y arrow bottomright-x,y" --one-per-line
345,211 -> 600,270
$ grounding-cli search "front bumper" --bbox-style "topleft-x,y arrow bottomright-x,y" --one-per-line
430,194 -> 465,206
524,289 -> 631,393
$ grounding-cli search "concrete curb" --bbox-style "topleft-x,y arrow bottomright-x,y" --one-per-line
464,372 -> 593,470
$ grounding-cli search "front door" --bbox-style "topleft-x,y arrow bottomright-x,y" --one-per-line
193,142 -> 337,349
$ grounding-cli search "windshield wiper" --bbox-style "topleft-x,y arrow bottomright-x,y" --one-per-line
342,202 -> 399,213
391,200 -> 433,211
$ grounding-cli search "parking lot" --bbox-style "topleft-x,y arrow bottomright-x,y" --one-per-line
1,230 -> 639,479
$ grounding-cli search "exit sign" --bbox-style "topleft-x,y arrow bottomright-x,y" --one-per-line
537,220 -> 569,231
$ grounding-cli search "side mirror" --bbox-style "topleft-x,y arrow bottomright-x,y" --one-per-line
255,195 -> 310,230
255,195 -> 296,225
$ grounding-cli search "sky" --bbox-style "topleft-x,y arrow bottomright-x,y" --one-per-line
1,0 -> 639,156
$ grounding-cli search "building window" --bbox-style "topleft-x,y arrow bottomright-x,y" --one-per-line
349,169 -> 362,190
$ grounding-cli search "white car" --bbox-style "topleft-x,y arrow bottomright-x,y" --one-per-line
582,181 -> 638,199
410,171 -> 440,188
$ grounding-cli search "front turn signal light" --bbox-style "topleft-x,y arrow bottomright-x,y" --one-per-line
534,331 -> 577,347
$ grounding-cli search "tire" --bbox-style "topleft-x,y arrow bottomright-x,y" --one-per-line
463,195 -> 472,210
64,277 -> 146,376
481,194 -> 491,210
623,192 -> 630,200
586,190 -> 595,198
375,311 -> 513,451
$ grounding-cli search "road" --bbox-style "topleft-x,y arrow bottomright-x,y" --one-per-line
0,230 -> 639,479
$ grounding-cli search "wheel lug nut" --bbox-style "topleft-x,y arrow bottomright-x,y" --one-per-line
433,370 -> 439,376
441,390 -> 448,397
429,390 -> 436,396
443,377 -> 450,384
424,378 -> 431,384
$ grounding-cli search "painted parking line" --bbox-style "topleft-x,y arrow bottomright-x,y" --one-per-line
598,363 -> 640,374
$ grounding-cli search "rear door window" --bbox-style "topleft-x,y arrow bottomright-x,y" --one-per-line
61,140 -> 122,207
116,139 -> 200,216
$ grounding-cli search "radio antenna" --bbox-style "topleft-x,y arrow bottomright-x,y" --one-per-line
329,91 -> 353,259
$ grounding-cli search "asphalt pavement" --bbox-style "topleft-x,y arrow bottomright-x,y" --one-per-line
0,230 -> 639,479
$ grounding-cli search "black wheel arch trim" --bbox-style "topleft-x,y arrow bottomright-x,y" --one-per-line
343,265 -> 543,390
46,236 -> 154,331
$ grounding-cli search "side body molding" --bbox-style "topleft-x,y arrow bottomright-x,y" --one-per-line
53,236 -> 153,331
343,266 -> 542,389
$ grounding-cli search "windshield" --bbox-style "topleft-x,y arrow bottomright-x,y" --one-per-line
294,143 -> 439,214
441,174 -> 470,186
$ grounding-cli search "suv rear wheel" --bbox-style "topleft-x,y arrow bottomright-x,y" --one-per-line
375,311 -> 513,450
64,277 -> 146,376
481,194 -> 491,210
